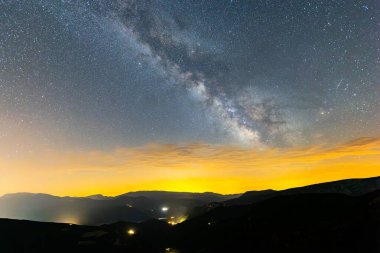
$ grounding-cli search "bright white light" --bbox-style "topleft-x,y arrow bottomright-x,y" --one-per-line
161,206 -> 169,212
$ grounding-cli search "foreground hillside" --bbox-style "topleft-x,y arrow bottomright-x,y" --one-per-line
0,189 -> 379,253
171,191 -> 380,252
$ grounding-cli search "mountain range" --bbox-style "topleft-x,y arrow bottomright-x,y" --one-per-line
0,176 -> 379,252
0,190 -> 239,225
0,177 -> 379,225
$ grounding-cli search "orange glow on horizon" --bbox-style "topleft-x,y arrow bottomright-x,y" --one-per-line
0,137 -> 379,197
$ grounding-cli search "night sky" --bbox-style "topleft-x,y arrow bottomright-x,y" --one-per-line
0,0 -> 379,195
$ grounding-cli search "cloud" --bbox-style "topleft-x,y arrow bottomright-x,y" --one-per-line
0,137 -> 379,196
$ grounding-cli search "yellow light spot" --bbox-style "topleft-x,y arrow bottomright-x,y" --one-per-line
127,229 -> 135,235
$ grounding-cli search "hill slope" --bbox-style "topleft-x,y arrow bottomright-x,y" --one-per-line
226,176 -> 380,206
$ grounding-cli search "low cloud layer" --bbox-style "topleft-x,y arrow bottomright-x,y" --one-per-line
1,137 -> 379,196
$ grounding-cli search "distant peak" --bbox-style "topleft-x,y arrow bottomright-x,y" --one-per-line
1,192 -> 55,198
86,194 -> 110,200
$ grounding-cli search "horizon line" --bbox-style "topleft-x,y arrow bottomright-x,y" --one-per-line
2,174 -> 378,198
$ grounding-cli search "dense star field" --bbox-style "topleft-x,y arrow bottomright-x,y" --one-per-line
0,0 -> 379,196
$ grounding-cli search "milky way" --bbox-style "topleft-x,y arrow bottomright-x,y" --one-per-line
0,0 -> 379,153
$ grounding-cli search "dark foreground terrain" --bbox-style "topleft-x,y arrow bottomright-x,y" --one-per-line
0,189 -> 379,252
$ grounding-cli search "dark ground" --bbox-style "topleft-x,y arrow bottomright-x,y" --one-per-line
0,190 -> 379,253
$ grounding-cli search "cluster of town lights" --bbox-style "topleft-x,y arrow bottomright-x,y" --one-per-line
167,216 -> 187,226
126,206 -> 186,238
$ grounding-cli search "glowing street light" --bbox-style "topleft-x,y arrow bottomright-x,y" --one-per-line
127,228 -> 135,235
161,206 -> 169,212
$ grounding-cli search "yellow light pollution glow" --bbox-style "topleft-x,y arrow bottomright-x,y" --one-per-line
0,137 -> 379,196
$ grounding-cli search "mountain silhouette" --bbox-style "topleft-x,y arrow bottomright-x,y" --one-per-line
0,176 -> 379,228
227,176 -> 380,205
188,176 -> 380,218
0,191 -> 238,225
0,187 -> 378,252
